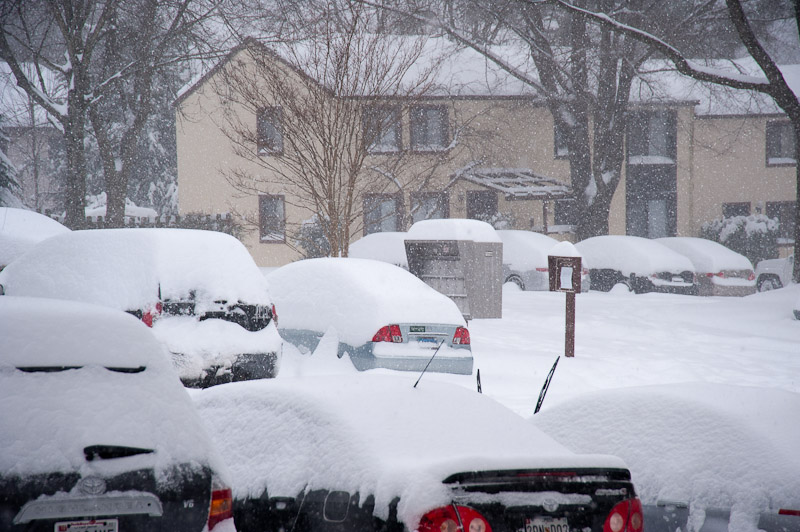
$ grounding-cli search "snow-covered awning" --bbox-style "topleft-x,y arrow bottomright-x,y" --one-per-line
454,167 -> 572,200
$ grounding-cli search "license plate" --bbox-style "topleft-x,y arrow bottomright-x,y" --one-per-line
417,337 -> 437,344
523,517 -> 569,532
55,519 -> 118,532
410,325 -> 426,333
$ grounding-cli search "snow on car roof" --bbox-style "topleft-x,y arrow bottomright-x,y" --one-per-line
192,374 -> 628,526
406,219 -> 501,243
533,383 -> 800,516
0,228 -> 271,309
0,207 -> 69,267
0,297 -> 227,481
576,235 -> 693,275
266,258 -> 465,345
349,231 -> 409,268
497,230 -> 559,269
657,237 -> 753,272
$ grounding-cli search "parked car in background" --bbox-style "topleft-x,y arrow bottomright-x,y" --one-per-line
497,230 -> 589,291
0,228 -> 282,387
657,237 -> 756,296
0,207 -> 69,270
267,257 -> 473,374
534,383 -> 800,532
576,235 -> 696,294
349,231 -> 409,269
794,293 -> 800,320
0,296 -> 234,531
193,374 -> 642,532
755,254 -> 794,292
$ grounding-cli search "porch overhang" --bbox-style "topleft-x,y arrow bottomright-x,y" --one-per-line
452,167 -> 573,200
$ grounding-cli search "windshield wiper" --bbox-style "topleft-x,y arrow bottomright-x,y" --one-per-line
84,445 -> 155,461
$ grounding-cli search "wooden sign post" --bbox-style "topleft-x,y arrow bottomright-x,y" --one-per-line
548,255 -> 582,358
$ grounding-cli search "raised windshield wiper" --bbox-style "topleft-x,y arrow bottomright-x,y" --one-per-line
16,366 -> 145,373
84,445 -> 155,461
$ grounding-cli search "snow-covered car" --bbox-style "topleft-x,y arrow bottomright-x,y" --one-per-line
657,237 -> 756,296
267,257 -> 473,374
0,296 -> 235,532
755,254 -> 794,291
0,207 -> 69,270
576,235 -> 696,294
349,231 -> 409,269
0,228 -> 282,387
533,383 -> 800,532
497,230 -> 589,291
193,374 -> 643,532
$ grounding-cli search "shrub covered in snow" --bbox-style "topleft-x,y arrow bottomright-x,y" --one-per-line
700,214 -> 779,266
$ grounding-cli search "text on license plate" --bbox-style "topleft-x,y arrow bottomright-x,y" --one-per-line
523,517 -> 569,532
55,519 -> 118,532
417,337 -> 437,344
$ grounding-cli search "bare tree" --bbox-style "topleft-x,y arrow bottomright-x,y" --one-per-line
214,2 -> 464,256
549,0 -> 800,280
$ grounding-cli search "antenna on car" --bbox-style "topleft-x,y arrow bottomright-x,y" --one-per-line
413,340 -> 445,388
477,369 -> 482,393
534,356 -> 560,415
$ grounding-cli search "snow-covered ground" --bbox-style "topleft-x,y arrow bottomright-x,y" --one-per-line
280,283 -> 800,416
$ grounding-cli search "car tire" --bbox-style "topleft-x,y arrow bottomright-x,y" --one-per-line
611,281 -> 633,293
505,275 -> 525,290
757,276 -> 782,292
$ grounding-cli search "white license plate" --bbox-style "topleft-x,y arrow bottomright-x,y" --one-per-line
55,519 -> 118,532
417,337 -> 437,344
523,517 -> 569,532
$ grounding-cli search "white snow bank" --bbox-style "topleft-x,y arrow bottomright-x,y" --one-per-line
548,240 -> 582,258
0,228 -> 271,310
349,231 -> 409,268
533,383 -> 800,524
497,230 -> 558,269
406,218 -> 501,242
0,297 -> 228,483
0,207 -> 69,267
266,258 -> 465,345
191,374 -> 626,527
576,235 -> 693,275
85,193 -> 158,220
657,237 -> 753,273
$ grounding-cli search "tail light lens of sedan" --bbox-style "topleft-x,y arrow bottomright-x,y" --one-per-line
208,481 -> 234,530
417,504 -> 492,532
142,301 -> 162,328
372,324 -> 403,343
271,303 -> 278,326
604,498 -> 643,532
452,326 -> 470,345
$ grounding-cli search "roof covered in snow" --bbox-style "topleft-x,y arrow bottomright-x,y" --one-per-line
454,167 -> 572,199
406,218 -> 501,243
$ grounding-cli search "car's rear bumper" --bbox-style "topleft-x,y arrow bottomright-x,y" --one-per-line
180,351 -> 280,388
347,343 -> 474,375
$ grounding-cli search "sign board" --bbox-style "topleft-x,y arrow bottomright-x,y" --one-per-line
548,256 -> 582,293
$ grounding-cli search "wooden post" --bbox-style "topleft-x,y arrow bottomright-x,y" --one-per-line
565,291 -> 575,357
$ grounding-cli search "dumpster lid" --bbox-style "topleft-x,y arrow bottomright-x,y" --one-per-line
406,219 -> 501,243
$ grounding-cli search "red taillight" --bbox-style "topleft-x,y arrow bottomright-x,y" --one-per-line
271,303 -> 278,326
535,267 -> 549,272
418,505 -> 492,532
372,324 -> 403,343
706,272 -> 724,278
453,326 -> 470,345
142,301 -> 162,328
604,498 -> 643,532
208,487 -> 233,530
779,509 -> 800,516
747,271 -> 755,281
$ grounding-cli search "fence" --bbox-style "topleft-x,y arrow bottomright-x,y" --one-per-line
42,211 -> 241,237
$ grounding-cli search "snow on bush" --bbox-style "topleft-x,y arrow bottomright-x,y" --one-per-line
700,215 -> 779,266
349,231 -> 409,268
0,207 -> 69,267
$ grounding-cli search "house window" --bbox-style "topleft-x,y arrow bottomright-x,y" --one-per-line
554,198 -> 577,226
466,190 -> 498,222
259,194 -> 285,242
363,106 -> 401,153
723,202 -> 751,218
627,109 -> 677,165
257,107 -> 283,155
553,120 -> 569,159
766,121 -> 796,165
411,191 -> 448,223
410,106 -> 448,151
767,201 -> 796,241
364,194 -> 401,234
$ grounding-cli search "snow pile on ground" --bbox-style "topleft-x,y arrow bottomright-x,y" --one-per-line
406,218 -> 501,242
0,297 -> 228,484
576,235 -> 694,274
533,383 -> 800,528
266,258 -> 465,345
0,207 -> 69,268
497,230 -> 558,269
191,373 -> 625,527
349,231 -> 410,268
657,236 -> 753,273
